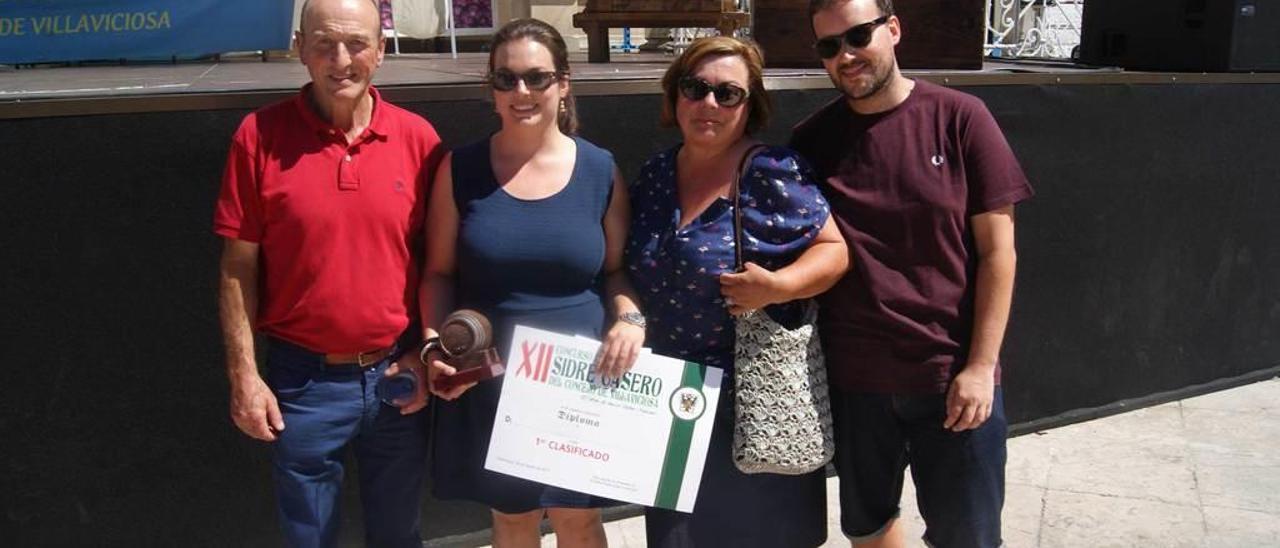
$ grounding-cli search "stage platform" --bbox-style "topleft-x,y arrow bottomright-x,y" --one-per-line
5,51 -> 1280,119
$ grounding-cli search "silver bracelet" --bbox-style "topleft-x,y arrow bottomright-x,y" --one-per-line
618,311 -> 646,329
418,337 -> 441,366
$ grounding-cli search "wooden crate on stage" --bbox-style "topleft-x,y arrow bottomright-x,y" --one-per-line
750,0 -> 819,67
752,0 -> 986,69
573,0 -> 750,63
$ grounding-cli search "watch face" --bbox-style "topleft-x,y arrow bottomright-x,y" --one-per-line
621,312 -> 646,328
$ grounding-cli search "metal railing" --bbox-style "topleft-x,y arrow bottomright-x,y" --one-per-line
986,0 -> 1083,60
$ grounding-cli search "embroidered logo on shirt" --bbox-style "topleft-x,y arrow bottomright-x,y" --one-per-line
931,154 -> 946,167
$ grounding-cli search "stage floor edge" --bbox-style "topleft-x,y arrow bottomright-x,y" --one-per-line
3,52 -> 1279,120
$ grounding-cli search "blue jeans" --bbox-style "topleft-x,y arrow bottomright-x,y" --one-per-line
830,388 -> 1007,548
266,339 -> 426,548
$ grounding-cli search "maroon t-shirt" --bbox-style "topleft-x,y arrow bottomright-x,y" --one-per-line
789,80 -> 1033,394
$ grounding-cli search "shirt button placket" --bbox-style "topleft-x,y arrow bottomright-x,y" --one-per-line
338,147 -> 360,190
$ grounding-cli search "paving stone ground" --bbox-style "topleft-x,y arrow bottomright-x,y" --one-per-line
477,377 -> 1280,548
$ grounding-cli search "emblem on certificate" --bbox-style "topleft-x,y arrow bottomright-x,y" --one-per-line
670,387 -> 707,421
485,325 -> 724,513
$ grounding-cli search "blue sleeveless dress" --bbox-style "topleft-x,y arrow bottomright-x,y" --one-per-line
430,135 -> 619,513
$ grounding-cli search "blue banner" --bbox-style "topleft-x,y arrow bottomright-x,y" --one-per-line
0,0 -> 293,64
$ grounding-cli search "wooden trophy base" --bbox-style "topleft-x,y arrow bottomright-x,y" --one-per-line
432,348 -> 505,391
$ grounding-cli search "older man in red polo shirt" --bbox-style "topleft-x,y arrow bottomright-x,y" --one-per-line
214,0 -> 444,545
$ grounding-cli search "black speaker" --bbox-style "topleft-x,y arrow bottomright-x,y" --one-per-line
1079,0 -> 1280,71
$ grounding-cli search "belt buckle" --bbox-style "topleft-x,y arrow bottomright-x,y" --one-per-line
357,349 -> 380,368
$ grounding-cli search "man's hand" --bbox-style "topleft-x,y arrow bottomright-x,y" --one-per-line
425,349 -> 475,401
384,357 -> 429,415
719,262 -> 782,315
948,206 -> 1016,432
943,365 -> 996,432
230,373 -> 284,441
595,321 -> 644,381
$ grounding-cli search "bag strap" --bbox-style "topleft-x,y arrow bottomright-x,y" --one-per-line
731,144 -> 768,272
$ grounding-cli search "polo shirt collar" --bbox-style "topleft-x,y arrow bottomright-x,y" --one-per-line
294,84 -> 393,140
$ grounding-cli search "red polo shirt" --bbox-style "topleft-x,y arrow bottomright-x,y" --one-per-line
214,86 -> 444,354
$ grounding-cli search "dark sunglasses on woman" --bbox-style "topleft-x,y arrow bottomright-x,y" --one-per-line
488,69 -> 562,92
677,77 -> 749,108
814,15 -> 890,59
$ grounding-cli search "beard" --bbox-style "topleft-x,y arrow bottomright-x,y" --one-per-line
831,55 -> 896,101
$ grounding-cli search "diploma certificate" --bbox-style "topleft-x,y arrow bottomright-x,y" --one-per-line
484,325 -> 723,513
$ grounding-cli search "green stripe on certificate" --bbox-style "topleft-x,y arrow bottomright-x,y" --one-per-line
653,361 -> 706,508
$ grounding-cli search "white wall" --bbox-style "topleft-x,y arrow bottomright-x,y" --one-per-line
289,0 -> 592,51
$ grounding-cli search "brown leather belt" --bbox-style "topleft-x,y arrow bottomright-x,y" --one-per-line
323,346 -> 394,367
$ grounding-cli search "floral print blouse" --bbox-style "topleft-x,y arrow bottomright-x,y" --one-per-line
625,145 -> 831,370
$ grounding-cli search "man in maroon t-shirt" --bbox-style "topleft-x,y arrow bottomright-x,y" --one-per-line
215,0 -> 444,545
790,1 -> 1033,547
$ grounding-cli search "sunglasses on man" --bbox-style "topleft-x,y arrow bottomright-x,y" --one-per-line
488,69 -> 563,92
677,77 -> 749,108
814,15 -> 890,59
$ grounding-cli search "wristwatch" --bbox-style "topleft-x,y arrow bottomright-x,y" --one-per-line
618,311 -> 647,329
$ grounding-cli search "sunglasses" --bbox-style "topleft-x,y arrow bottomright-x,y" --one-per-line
814,15 -> 890,59
677,77 -> 749,108
488,69 -> 562,92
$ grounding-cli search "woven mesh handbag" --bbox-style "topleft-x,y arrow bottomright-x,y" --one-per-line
728,145 -> 835,475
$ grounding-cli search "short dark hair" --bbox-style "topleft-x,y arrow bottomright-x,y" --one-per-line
659,36 -> 772,135
808,0 -> 894,18
488,18 -> 580,135
299,0 -> 383,38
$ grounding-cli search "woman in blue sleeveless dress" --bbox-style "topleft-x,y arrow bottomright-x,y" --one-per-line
418,19 -> 644,548
626,38 -> 849,547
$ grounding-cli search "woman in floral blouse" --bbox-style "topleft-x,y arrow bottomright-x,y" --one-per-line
625,37 -> 849,547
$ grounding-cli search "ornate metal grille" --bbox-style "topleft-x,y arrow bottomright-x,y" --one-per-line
986,0 -> 1083,60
